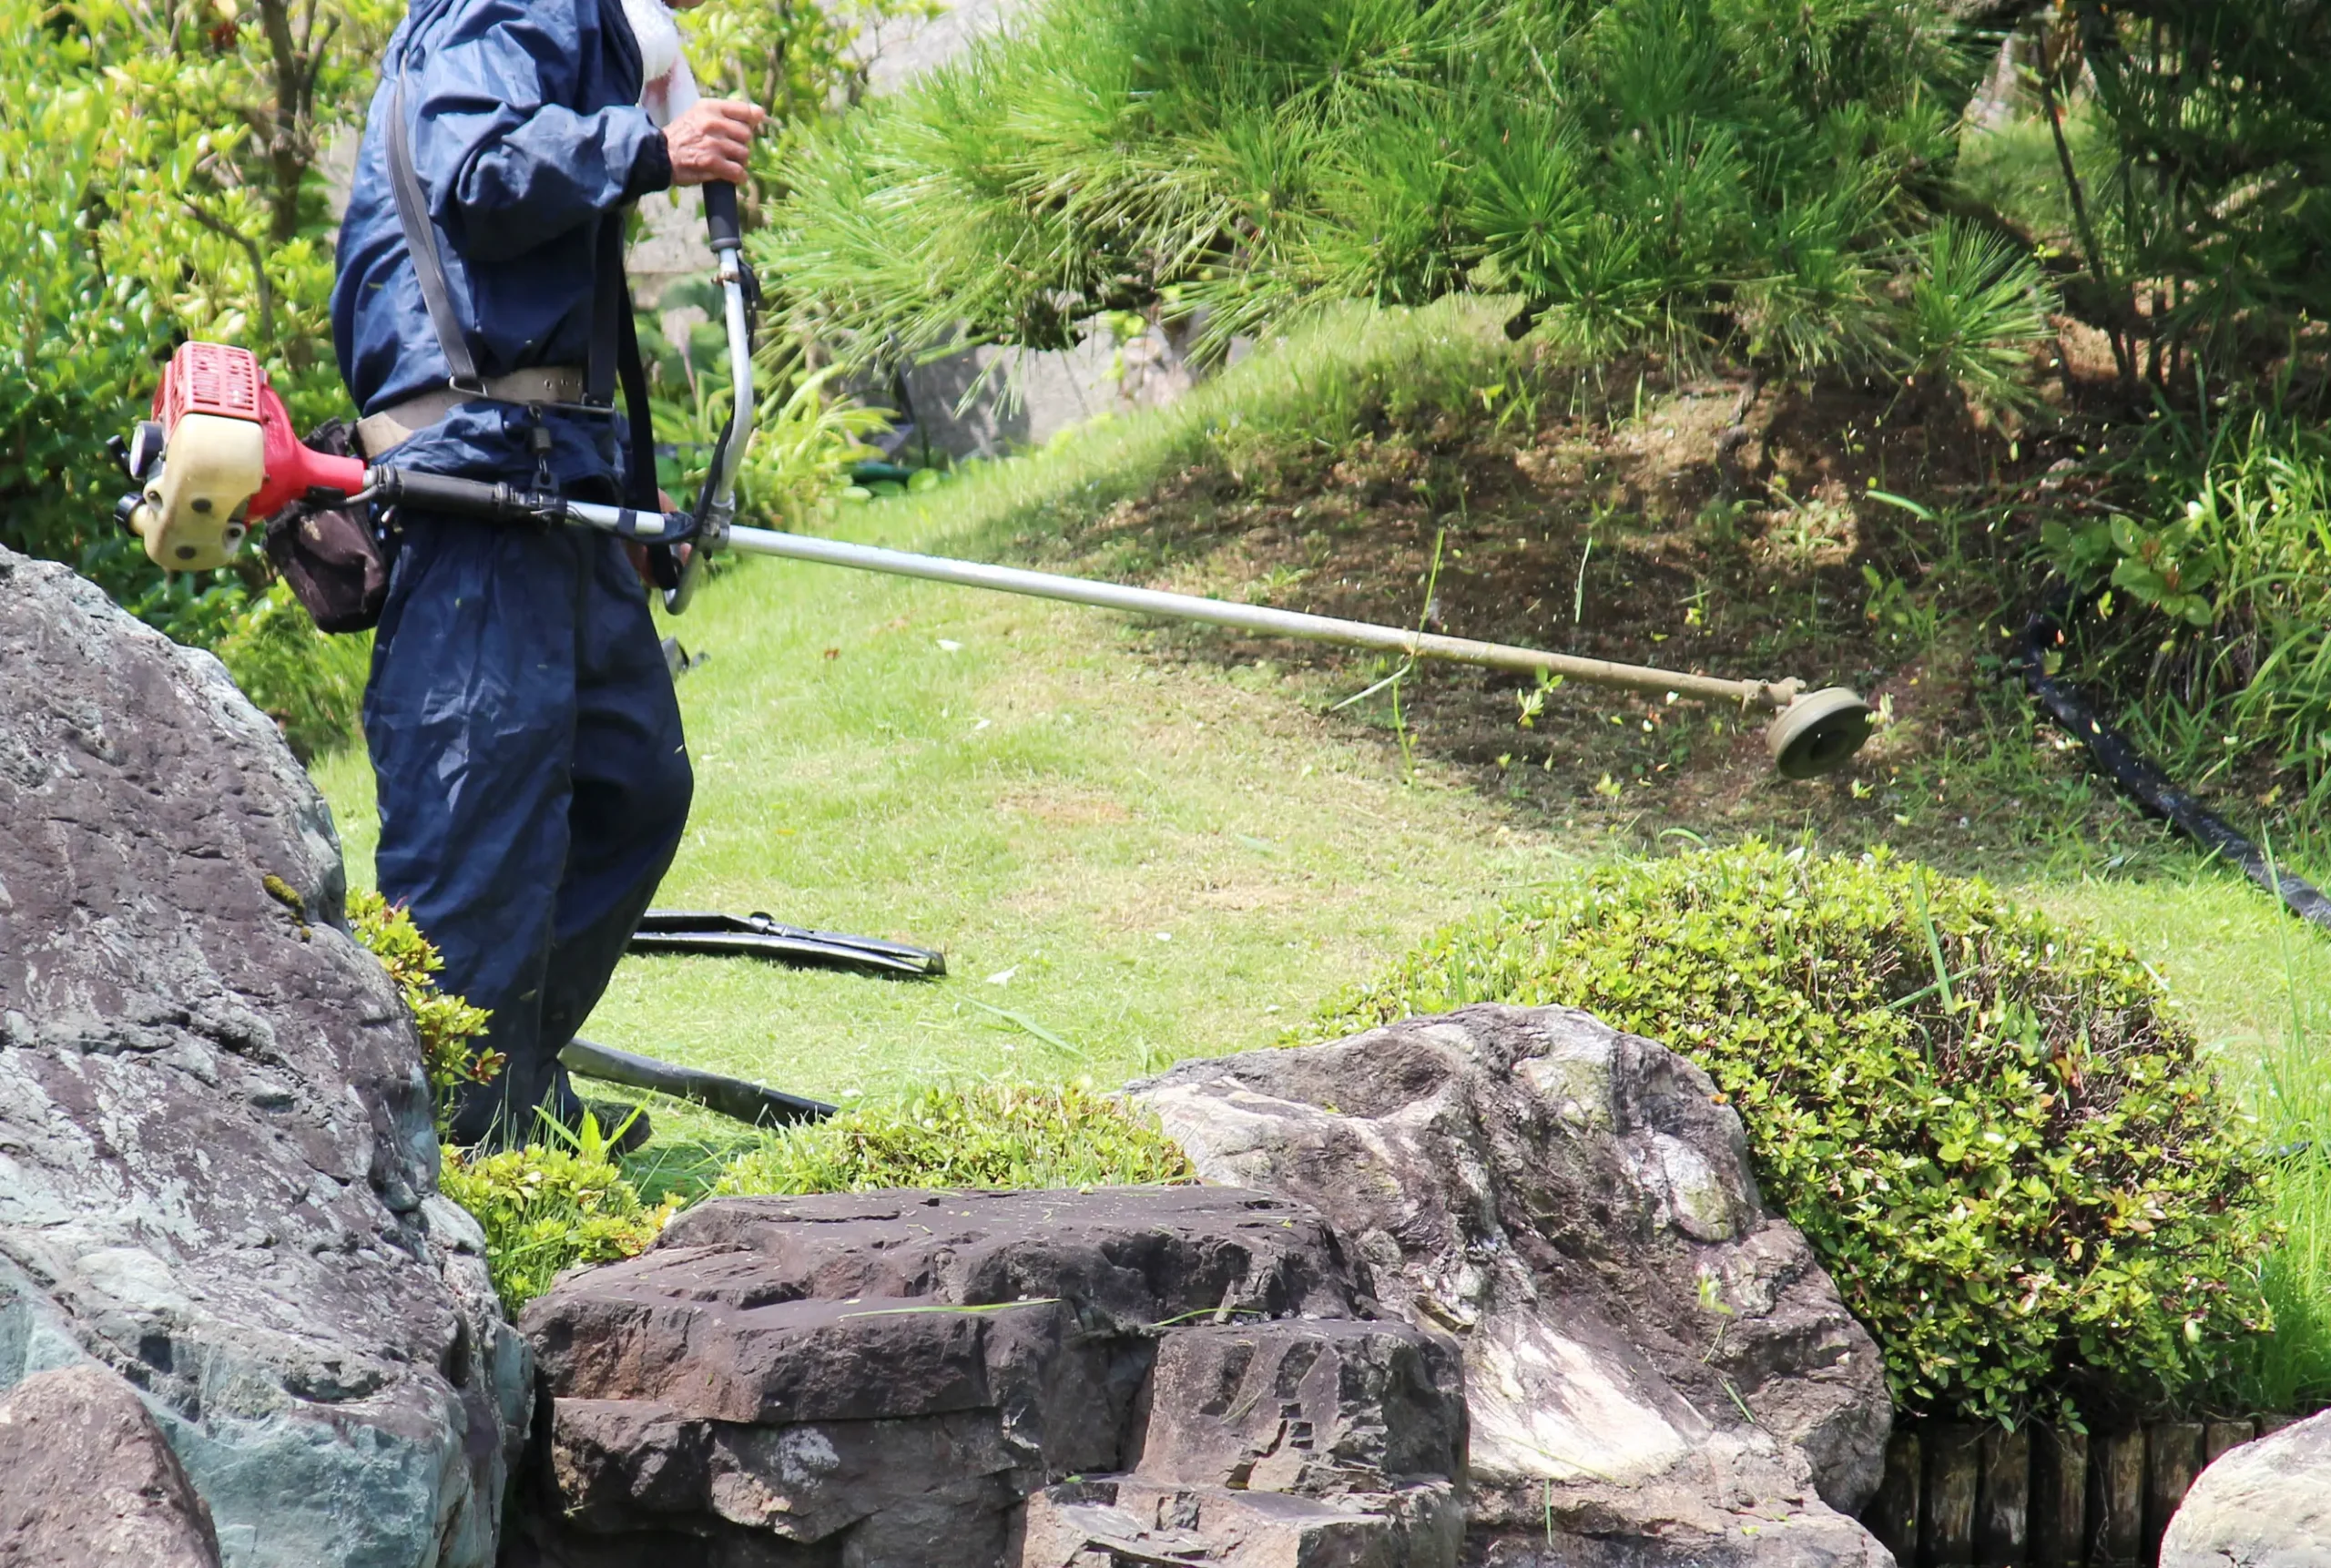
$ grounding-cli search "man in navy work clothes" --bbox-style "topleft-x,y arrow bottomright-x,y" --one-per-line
330,0 -> 763,1145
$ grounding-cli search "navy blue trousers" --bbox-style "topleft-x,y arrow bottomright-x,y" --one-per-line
364,513 -> 693,1146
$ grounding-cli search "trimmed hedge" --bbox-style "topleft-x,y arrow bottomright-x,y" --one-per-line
1323,842 -> 2275,1424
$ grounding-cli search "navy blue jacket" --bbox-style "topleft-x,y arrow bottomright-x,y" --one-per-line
331,0 -> 673,483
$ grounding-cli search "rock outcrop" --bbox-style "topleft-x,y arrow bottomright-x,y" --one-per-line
2162,1408 -> 2331,1568
0,547 -> 529,1567
1130,1003 -> 1894,1567
0,1363 -> 221,1566
514,1186 -> 1467,1565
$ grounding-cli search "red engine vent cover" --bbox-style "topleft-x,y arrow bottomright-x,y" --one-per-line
159,341 -> 266,424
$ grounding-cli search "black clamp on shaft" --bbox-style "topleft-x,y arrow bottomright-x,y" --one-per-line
368,467 -> 568,524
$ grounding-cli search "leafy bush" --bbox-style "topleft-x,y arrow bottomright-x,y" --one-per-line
213,583 -> 373,759
1323,842 -> 2276,1425
348,890 -> 504,1123
763,0 -> 2053,405
348,891 -> 664,1312
0,0 -> 172,585
2042,413 -> 2331,810
718,1084 -> 1194,1196
439,1117 -> 674,1314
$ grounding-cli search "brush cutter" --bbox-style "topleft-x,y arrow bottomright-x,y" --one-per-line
106,188 -> 1870,779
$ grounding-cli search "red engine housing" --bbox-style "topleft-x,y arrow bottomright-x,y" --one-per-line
154,342 -> 366,517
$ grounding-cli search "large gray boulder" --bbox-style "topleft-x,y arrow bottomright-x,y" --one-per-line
1130,1003 -> 1895,1568
0,547 -> 529,1567
2162,1408 -> 2331,1567
514,1186 -> 1467,1565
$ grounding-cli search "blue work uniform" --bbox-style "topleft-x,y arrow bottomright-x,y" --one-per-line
331,0 -> 693,1145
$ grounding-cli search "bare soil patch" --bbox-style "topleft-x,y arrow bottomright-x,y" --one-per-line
1008,361 -> 2134,866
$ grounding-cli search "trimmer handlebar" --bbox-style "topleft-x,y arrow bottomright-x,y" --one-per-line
702,181 -> 743,253
667,178 -> 757,615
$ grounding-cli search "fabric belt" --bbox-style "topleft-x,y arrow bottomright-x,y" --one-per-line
357,367 -> 591,458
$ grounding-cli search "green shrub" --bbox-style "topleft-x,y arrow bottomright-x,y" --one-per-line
718,1084 -> 1195,1196
1323,842 -> 2275,1425
214,583 -> 372,759
763,0 -> 2054,405
348,890 -> 504,1125
439,1119 -> 673,1315
346,895 -> 664,1312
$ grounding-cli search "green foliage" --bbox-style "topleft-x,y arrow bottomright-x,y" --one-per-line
2050,3 -> 2331,383
348,891 -> 662,1315
347,889 -> 503,1128
762,0 -> 2045,402
212,582 -> 372,758
717,1084 -> 1195,1196
0,0 -> 170,584
440,1123 -> 673,1314
2042,413 -> 2331,809
1896,219 -> 2058,417
0,0 -> 389,613
1322,842 -> 2276,1425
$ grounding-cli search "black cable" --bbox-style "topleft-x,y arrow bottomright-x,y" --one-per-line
2017,591 -> 2331,932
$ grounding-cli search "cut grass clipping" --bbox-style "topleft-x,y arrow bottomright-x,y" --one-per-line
1324,841 -> 2275,1425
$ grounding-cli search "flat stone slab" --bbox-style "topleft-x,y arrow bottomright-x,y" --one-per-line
516,1186 -> 1461,1568
650,1186 -> 1371,1326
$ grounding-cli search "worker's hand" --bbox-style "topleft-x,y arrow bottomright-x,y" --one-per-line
665,99 -> 767,188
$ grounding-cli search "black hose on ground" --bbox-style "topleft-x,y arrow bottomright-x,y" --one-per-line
560,1037 -> 837,1127
2017,593 -> 2331,932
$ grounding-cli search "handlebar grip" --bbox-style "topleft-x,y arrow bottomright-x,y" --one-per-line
704,182 -> 741,250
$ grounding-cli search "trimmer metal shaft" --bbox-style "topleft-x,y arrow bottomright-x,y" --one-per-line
721,524 -> 1805,710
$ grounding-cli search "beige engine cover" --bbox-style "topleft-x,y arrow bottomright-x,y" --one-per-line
130,412 -> 265,572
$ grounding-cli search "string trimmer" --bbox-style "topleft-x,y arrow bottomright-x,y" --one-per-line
108,199 -> 1872,780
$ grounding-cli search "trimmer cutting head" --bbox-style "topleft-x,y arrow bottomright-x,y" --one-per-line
1765,687 -> 1873,779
